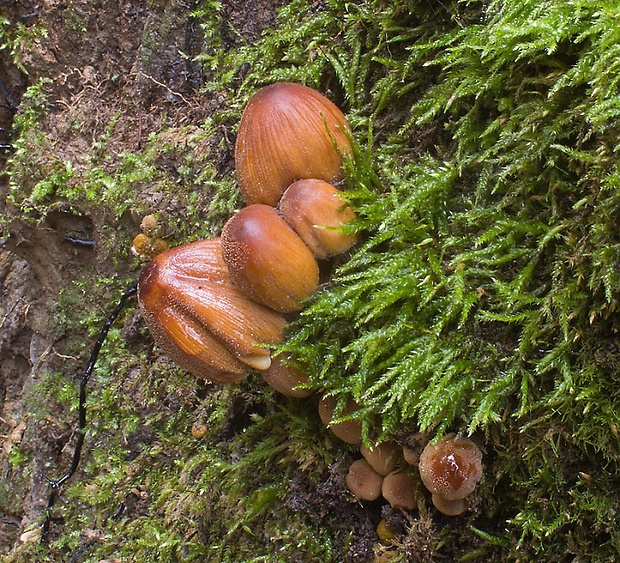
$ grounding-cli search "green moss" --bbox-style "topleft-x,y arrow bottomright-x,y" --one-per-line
262,0 -> 620,558
0,15 -> 47,74
6,101 -> 237,251
36,372 -> 340,562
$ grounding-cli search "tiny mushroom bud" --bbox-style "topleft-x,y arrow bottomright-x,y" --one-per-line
221,204 -> 319,313
150,238 -> 170,256
360,441 -> 401,476
138,238 -> 286,383
260,354 -> 313,398
132,233 -> 153,259
318,395 -> 362,445
140,214 -> 160,237
418,433 -> 483,502
402,432 -> 429,467
235,82 -> 353,206
376,519 -> 397,543
279,179 -> 357,259
345,458 -> 383,502
381,470 -> 418,511
191,422 -> 208,439
131,234 -> 169,261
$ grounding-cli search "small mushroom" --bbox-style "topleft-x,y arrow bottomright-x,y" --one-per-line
345,458 -> 383,501
279,179 -> 357,259
235,82 -> 353,206
132,233 -> 169,261
132,214 -> 170,261
430,493 -> 468,516
360,441 -> 401,476
402,432 -> 429,467
140,214 -> 161,237
381,470 -> 417,511
418,433 -> 483,502
138,238 -> 286,383
318,395 -> 362,445
191,422 -> 208,439
260,354 -> 313,398
221,204 -> 319,312
376,519 -> 397,543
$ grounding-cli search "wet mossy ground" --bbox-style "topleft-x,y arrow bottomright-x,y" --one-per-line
1,0 -> 619,561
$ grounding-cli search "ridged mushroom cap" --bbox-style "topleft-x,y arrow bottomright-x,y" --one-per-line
235,82 -> 352,206
138,238 -> 286,383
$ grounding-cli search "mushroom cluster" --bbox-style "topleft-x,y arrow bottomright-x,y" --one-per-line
138,237 -> 287,382
131,214 -> 169,262
318,410 -> 483,518
344,444 -> 418,511
318,396 -> 419,511
235,82 -> 352,206
134,83 -> 486,522
346,442 -> 418,510
137,82 -> 356,388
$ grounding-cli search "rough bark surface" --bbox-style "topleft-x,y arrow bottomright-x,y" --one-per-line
0,0 -> 284,554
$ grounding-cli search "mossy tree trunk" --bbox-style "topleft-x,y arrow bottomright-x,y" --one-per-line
1,1 -> 619,561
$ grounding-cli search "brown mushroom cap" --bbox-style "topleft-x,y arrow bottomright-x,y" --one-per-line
345,458 -> 383,501
137,238 -> 286,383
260,354 -> 313,398
401,432 -> 429,467
221,204 -> 319,313
431,493 -> 468,516
418,434 -> 483,501
381,470 -> 417,511
318,395 -> 362,445
235,82 -> 352,206
360,441 -> 401,476
279,179 -> 357,259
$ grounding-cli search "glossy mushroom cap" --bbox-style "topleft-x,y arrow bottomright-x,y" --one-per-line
137,238 -> 286,383
279,179 -> 357,259
418,434 -> 483,501
345,458 -> 383,502
221,204 -> 319,313
318,395 -> 362,445
235,82 -> 352,206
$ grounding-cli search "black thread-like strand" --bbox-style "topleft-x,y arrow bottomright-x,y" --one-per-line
63,236 -> 96,247
110,500 -> 126,521
41,282 -> 138,542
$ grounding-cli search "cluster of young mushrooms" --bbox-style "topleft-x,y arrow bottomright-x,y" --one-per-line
320,397 -> 483,517
133,82 -> 483,519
